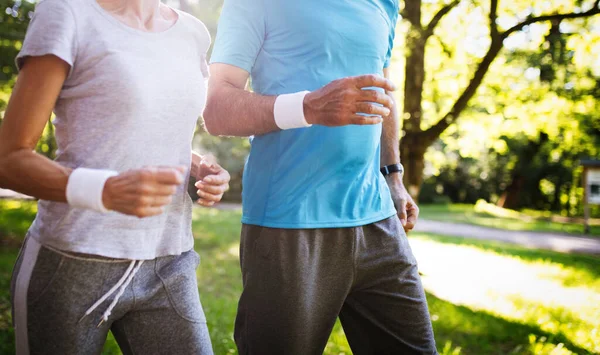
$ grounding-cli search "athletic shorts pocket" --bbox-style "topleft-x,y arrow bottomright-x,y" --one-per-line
156,250 -> 206,323
27,246 -> 66,307
377,216 -> 418,265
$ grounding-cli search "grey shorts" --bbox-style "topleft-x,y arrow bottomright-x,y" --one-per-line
11,236 -> 213,355
235,216 -> 438,355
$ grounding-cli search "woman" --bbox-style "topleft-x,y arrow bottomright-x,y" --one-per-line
0,0 -> 229,353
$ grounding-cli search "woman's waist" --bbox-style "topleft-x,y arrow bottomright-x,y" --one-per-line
33,198 -> 192,238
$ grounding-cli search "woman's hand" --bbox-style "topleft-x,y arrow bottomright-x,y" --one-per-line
102,166 -> 185,218
191,154 -> 230,207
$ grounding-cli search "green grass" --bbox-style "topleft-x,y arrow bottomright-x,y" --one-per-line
0,201 -> 599,354
420,202 -> 600,237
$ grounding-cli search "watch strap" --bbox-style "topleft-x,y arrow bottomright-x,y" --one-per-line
380,163 -> 404,176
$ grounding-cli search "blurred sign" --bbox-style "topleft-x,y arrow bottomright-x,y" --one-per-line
588,169 -> 600,205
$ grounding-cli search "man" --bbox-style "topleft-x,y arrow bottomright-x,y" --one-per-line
205,0 -> 437,354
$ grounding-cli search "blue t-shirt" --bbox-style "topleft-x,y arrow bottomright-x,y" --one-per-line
211,0 -> 399,228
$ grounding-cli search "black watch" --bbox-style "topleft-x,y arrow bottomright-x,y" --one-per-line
380,163 -> 404,176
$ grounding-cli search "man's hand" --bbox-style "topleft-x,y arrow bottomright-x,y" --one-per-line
192,155 -> 231,207
102,166 -> 186,218
303,74 -> 396,126
385,174 -> 419,232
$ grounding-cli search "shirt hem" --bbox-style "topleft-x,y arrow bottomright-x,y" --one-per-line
209,58 -> 253,74
241,210 -> 397,229
26,231 -> 194,261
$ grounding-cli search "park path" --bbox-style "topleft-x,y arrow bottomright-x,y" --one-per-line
0,188 -> 31,200
415,219 -> 600,256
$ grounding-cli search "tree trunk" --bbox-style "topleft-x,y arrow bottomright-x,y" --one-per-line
497,175 -> 525,210
400,133 -> 428,200
498,133 -> 549,209
401,0 -> 428,200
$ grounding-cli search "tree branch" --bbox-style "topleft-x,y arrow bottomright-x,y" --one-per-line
424,40 -> 504,143
489,0 -> 500,39
424,0 -> 461,37
423,0 -> 600,143
502,0 -> 600,38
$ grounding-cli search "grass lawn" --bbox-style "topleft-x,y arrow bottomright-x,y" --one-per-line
419,202 -> 600,237
0,200 -> 599,354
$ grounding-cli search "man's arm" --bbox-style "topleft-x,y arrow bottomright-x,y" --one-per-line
204,63 -> 397,137
204,64 -> 277,136
380,68 -> 401,167
381,68 -> 419,232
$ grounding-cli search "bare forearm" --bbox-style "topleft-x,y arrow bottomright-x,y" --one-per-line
0,149 -> 70,201
380,91 -> 400,167
204,83 -> 279,137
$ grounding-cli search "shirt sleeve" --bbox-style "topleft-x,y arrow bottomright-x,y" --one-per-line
209,0 -> 266,73
383,5 -> 399,69
16,0 -> 77,74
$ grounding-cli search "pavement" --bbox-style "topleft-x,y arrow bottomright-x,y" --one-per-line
0,188 -> 32,200
415,219 -> 600,256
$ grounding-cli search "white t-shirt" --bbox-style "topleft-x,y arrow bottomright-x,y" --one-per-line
17,0 -> 211,259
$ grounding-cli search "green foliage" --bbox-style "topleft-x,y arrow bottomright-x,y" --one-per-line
0,0 -> 31,121
0,0 -> 57,158
0,199 -> 36,246
0,0 -> 32,82
193,130 -> 249,200
416,3 -> 600,213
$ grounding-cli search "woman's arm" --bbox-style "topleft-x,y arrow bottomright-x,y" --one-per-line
0,55 -> 184,217
0,55 -> 71,201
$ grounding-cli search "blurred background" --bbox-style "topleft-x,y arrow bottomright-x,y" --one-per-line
1,0 -> 599,354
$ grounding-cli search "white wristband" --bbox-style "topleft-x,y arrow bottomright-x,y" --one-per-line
66,168 -> 118,213
273,91 -> 312,130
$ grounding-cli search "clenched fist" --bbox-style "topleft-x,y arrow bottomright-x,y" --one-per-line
102,166 -> 185,218
191,154 -> 230,207
303,74 -> 396,126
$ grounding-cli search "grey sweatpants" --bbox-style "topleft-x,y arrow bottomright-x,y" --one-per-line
235,216 -> 437,355
11,237 -> 213,355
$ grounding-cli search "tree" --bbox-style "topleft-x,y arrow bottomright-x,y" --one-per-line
0,0 -> 33,84
0,0 -> 57,158
399,0 -> 600,200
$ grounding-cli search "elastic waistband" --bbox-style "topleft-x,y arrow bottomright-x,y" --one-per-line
41,241 -> 134,264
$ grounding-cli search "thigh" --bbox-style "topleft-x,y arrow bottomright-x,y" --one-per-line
12,238 -> 112,355
111,249 -> 213,355
111,309 -> 213,355
340,217 -> 438,355
235,225 -> 354,355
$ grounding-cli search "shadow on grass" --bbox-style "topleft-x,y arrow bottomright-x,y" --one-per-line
427,293 -> 593,355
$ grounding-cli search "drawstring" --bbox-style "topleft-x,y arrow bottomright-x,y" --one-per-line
79,260 -> 144,327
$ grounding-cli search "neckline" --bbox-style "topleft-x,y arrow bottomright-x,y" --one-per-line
90,0 -> 181,36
